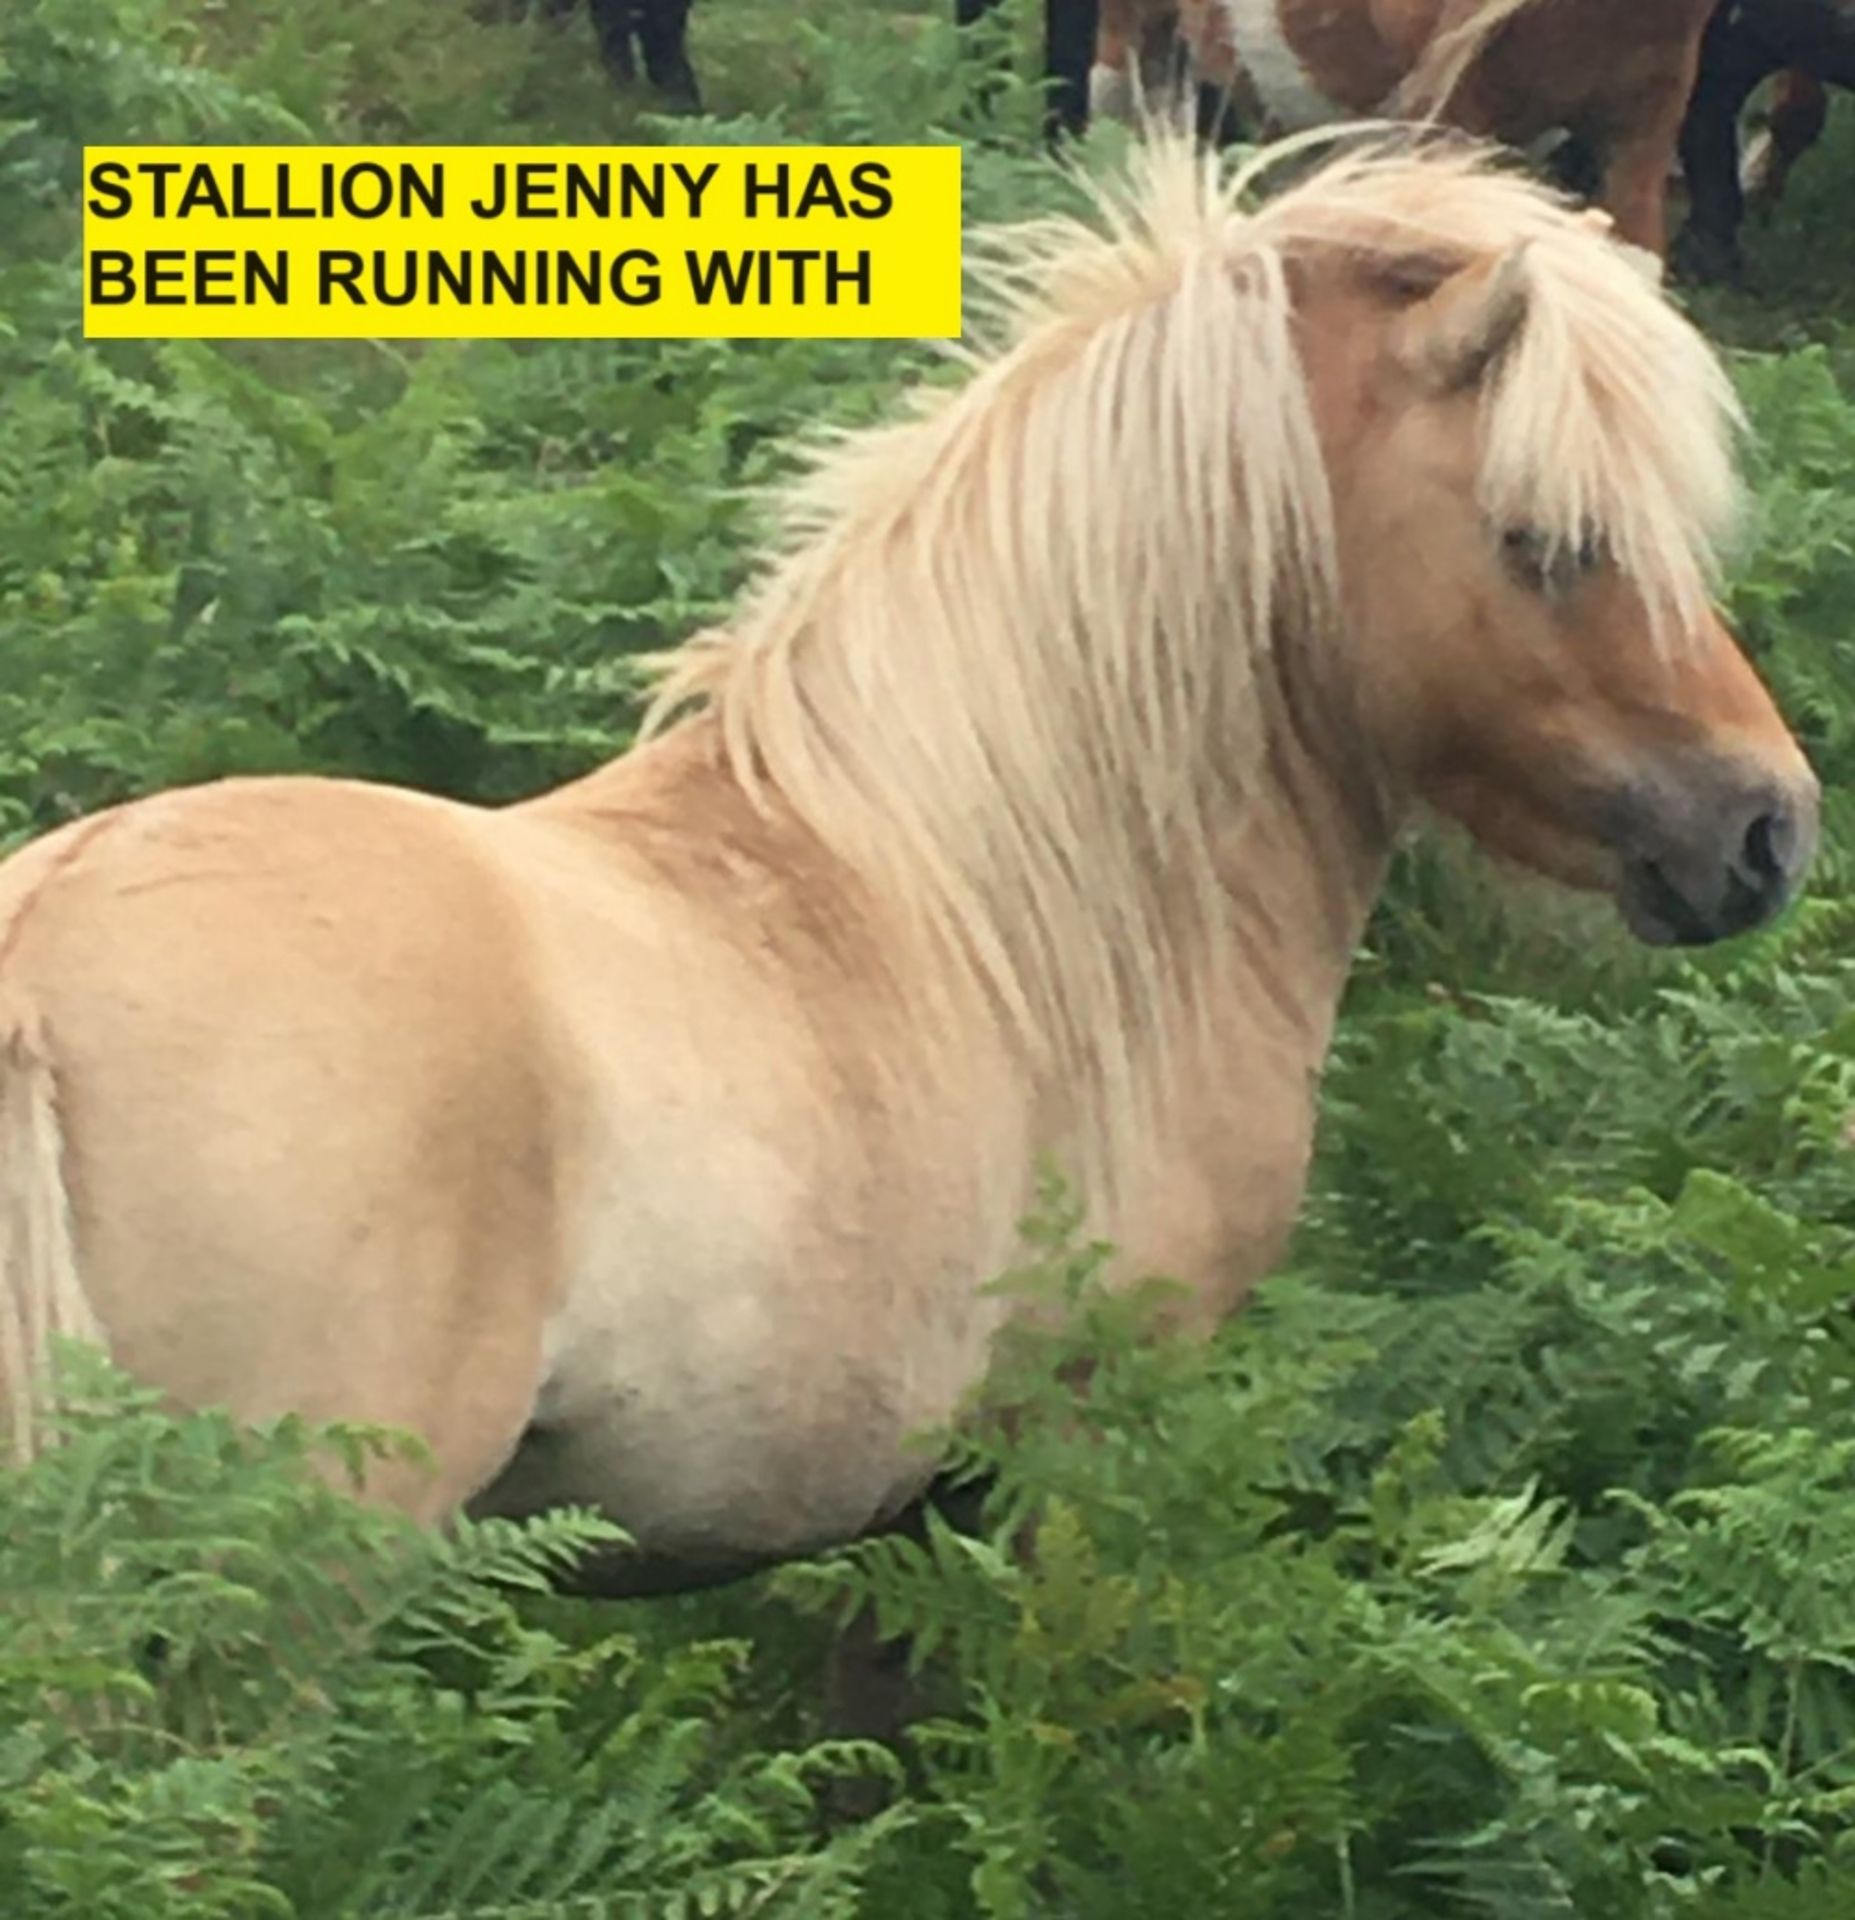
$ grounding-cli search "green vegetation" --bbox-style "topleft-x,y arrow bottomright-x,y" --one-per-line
5,0 -> 1855,1912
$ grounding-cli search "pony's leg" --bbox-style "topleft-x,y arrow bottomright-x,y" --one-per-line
585,0 -> 638,80
821,1357 -> 1106,1800
1674,24 -> 1772,283
1097,0 -> 1221,133
1046,0 -> 1101,139
820,1469 -> 997,1809
1194,74 -> 1245,146
632,0 -> 699,106
953,0 -> 1099,143
1090,0 -> 1138,123
1598,44 -> 1711,261
820,1608 -> 920,1824
1600,131 -> 1677,257
824,1608 -> 918,1757
1177,0 -> 1245,147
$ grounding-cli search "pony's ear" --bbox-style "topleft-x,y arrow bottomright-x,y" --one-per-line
1390,243 -> 1532,394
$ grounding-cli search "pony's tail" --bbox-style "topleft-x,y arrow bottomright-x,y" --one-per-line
0,993 -> 102,1466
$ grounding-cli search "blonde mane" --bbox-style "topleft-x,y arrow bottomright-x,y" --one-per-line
644,130 -> 1743,1194
1399,0 -> 1542,119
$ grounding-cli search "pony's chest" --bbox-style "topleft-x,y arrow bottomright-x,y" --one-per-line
509,1058 -> 1032,1561
1107,1067 -> 1322,1328
512,1217 -> 1019,1565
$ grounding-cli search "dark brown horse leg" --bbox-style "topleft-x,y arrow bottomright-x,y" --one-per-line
824,1607 -> 919,1746
634,0 -> 700,109
954,0 -> 1099,143
1045,0 -> 1100,140
585,0 -> 639,82
1195,80 -> 1244,146
820,1469 -> 996,1812
1675,21 -> 1774,283
820,1606 -> 930,1824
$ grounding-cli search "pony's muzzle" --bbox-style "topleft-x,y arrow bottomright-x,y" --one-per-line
1617,764 -> 1820,946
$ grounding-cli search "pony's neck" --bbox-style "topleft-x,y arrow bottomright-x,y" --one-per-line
639,230 -> 1374,1217
1208,692 -> 1396,1057
1080,680 -> 1398,1294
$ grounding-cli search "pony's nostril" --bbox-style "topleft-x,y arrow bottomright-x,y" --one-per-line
1740,807 -> 1789,883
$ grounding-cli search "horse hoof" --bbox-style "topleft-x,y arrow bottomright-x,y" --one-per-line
643,61 -> 701,111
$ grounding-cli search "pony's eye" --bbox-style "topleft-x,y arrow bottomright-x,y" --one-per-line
1500,525 -> 1605,595
1501,526 -> 1553,590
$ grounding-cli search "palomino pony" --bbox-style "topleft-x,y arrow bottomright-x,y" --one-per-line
0,135 -> 1818,1592
1092,0 -> 1720,253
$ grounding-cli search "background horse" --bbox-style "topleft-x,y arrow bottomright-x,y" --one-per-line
1090,0 -> 1720,254
1742,71 -> 1832,211
1094,0 -> 1243,139
536,0 -> 701,108
958,0 -> 1102,138
1677,0 -> 1855,282
0,135 -> 1816,1590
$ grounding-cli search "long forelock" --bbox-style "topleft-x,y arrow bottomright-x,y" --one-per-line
1239,138 -> 1745,636
1476,247 -> 1743,639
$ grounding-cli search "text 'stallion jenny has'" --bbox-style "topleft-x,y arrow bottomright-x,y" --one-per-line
84,157 -> 898,223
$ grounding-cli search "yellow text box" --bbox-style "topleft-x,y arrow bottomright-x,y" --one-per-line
83,145 -> 963,340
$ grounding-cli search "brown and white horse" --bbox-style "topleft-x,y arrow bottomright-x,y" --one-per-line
1094,0 -> 1721,254
0,135 -> 1817,1591
1743,70 -> 1832,207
